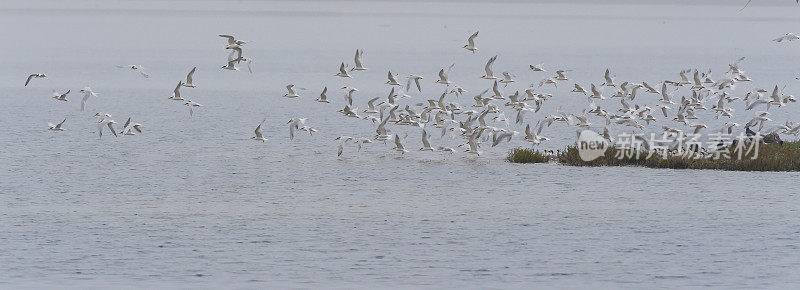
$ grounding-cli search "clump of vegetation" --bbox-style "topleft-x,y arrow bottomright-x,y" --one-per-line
556,141 -> 800,172
785,140 -> 800,149
556,146 -> 650,167
506,148 -> 551,164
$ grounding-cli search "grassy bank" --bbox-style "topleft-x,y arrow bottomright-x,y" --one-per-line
506,148 -> 551,164
508,141 -> 800,171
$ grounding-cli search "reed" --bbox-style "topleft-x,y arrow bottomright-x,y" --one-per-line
506,148 -> 551,164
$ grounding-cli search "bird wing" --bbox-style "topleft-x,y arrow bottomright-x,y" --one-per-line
376,117 -> 388,135
394,134 -> 403,149
422,130 -> 431,148
367,97 -> 379,108
536,121 -> 545,135
468,136 -> 478,152
693,70 -> 701,85
219,34 -> 235,44
226,49 -> 237,62
255,123 -> 263,138
107,122 -> 117,137
97,122 -> 105,138
320,87 -> 328,100
80,94 -> 89,111
187,67 -> 196,83
137,67 -> 149,78
484,55 -> 496,76
771,85 -> 781,102
445,63 -> 455,75
354,49 -> 363,67
174,81 -> 182,98
467,31 -> 478,46
24,74 -> 35,86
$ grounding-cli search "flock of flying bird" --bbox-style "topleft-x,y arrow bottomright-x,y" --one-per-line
32,30 -> 800,158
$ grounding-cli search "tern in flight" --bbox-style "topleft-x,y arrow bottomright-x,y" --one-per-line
436,64 -> 455,85
230,47 -> 254,73
169,81 -> 184,100
116,65 -> 149,78
464,135 -> 481,156
287,117 -> 307,140
529,63 -> 546,72
481,55 -> 498,79
571,84 -> 587,95
462,31 -> 479,53
315,87 -> 331,103
118,117 -> 143,135
773,32 -> 800,42
283,84 -> 302,98
406,75 -> 424,92
25,73 -> 46,86
386,71 -> 401,86
392,134 -> 408,154
335,62 -> 352,78
80,87 -> 98,111
52,90 -> 69,101
220,50 -> 240,71
364,97 -> 380,114
500,72 -> 515,85
48,118 -> 66,131
341,86 -> 358,106
251,119 -> 268,142
601,69 -> 616,87
184,100 -> 202,116
419,129 -> 435,151
351,49 -> 368,71
182,67 -> 197,88
97,119 -> 117,138
219,34 -> 246,49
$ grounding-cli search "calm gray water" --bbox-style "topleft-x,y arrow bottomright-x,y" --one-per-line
2,0 -> 800,288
